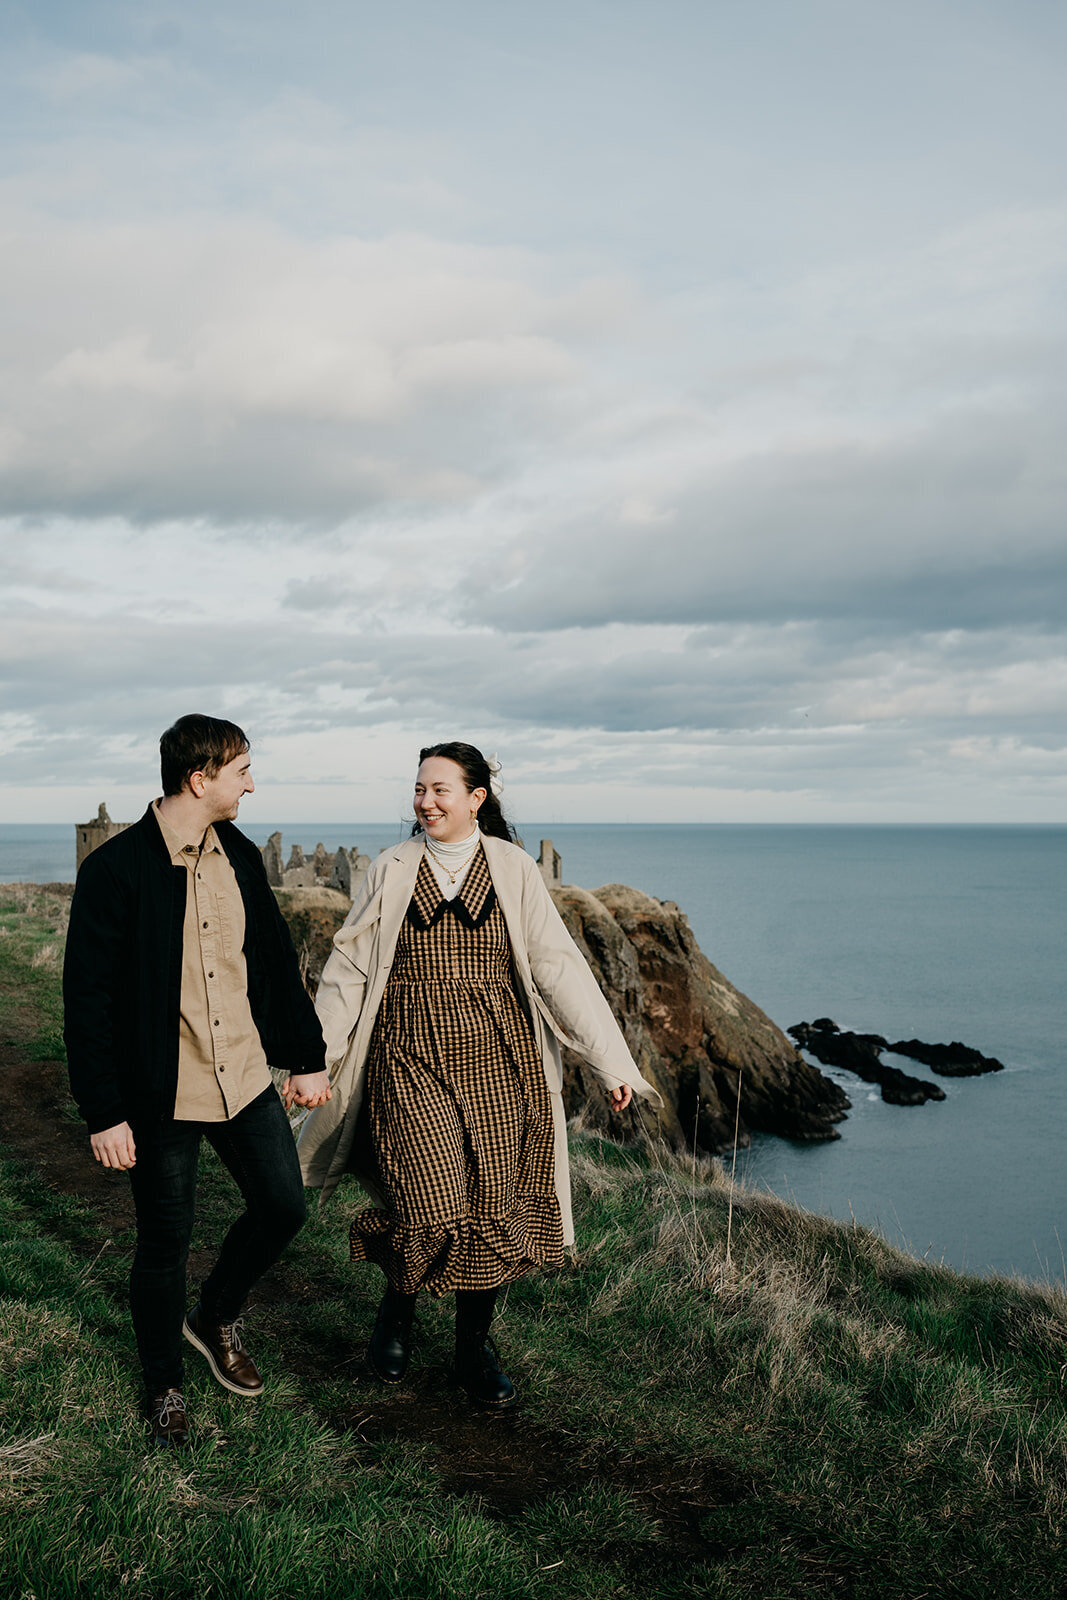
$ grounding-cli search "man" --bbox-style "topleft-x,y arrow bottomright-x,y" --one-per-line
63,714 -> 332,1449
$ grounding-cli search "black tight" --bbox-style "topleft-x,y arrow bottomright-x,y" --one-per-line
455,1287 -> 498,1331
379,1285 -> 499,1330
380,1287 -> 416,1325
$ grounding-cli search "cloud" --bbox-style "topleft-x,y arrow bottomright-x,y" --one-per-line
461,210 -> 1067,634
282,577 -> 361,612
33,51 -> 146,101
4,564 -> 1063,751
0,209 -> 633,522
2,7 -> 1066,821
471,407 -> 1067,633
25,48 -> 197,108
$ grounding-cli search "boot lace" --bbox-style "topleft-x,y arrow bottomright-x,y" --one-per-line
478,1334 -> 504,1374
155,1390 -> 186,1426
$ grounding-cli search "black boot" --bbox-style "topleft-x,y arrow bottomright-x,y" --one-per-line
454,1289 -> 516,1409
369,1288 -> 416,1385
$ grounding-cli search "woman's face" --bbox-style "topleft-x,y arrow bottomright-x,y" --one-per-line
413,756 -> 486,844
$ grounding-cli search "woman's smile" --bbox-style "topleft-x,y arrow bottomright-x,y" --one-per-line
413,756 -> 485,844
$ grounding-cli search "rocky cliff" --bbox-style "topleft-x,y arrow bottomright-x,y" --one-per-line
279,877 -> 849,1155
275,887 -> 353,988
552,884 -> 849,1152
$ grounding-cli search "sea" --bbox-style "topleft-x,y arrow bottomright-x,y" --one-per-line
3,819 -> 1064,1285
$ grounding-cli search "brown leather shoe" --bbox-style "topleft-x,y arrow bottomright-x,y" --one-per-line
183,1303 -> 264,1396
147,1387 -> 189,1449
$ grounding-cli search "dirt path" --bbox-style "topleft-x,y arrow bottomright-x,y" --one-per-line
0,1040 -> 135,1237
0,1031 -> 746,1567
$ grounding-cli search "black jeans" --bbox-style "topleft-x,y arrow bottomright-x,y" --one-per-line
128,1085 -> 306,1393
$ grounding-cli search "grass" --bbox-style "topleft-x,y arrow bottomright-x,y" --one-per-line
0,882 -> 69,1061
0,886 -> 1064,1598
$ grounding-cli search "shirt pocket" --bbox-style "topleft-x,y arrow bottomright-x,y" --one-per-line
211,885 -> 236,960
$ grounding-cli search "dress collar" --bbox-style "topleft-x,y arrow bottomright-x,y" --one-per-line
407,845 -> 496,930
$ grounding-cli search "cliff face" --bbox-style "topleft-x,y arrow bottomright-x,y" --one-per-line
551,884 -> 849,1152
276,878 -> 849,1153
274,887 -> 352,990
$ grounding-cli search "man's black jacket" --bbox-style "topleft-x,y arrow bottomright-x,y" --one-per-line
63,807 -> 326,1135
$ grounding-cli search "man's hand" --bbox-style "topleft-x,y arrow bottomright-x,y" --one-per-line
281,1071 -> 333,1111
608,1084 -> 633,1113
90,1122 -> 137,1169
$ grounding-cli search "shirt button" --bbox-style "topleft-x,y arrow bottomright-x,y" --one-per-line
203,921 -> 209,928
219,1064 -> 226,1073
208,971 -> 215,978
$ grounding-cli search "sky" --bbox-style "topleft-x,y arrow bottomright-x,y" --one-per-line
1,0 -> 1065,825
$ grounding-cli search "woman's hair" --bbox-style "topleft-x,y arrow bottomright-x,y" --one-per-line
411,742 -> 517,842
160,713 -> 250,797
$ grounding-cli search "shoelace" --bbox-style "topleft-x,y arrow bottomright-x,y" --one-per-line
220,1317 -> 246,1352
458,1333 -> 501,1374
155,1390 -> 186,1426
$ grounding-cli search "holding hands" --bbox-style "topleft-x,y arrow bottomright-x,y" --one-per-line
282,1071 -> 333,1111
86,1069 -> 334,1169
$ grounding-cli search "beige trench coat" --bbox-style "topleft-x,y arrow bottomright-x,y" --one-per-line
296,833 -> 662,1245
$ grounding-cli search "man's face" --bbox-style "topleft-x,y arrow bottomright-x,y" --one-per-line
199,750 -> 254,822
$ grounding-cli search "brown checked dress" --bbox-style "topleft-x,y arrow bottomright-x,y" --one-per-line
349,845 -> 565,1295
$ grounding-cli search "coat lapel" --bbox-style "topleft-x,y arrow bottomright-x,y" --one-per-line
378,837 -> 424,958
481,834 -> 535,988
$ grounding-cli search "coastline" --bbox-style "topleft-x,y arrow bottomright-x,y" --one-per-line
3,822 -> 1063,1282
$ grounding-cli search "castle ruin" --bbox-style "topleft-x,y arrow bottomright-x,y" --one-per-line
263,834 -> 563,899
75,804 -> 131,871
261,833 -> 371,899
75,809 -> 563,902
536,838 -> 562,889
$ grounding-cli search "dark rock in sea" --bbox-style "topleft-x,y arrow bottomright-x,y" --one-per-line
789,1020 -> 946,1106
553,884 -> 850,1153
887,1039 -> 1005,1076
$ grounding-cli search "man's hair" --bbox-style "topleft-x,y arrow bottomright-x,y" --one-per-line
160,714 -> 250,797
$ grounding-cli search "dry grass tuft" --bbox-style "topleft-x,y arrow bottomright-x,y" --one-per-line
0,1435 -> 61,1478
0,883 -> 71,935
567,1127 -> 1067,1524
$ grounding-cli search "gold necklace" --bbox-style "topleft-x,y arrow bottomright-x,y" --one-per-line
427,833 -> 478,886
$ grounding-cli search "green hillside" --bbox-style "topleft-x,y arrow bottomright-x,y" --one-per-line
1,884 -> 1063,1599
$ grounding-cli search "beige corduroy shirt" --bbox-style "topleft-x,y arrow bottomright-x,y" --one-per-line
152,802 -> 272,1121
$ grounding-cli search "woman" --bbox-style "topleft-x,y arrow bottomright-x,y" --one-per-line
298,743 -> 661,1407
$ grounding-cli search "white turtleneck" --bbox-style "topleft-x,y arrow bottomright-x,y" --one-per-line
424,827 -> 482,900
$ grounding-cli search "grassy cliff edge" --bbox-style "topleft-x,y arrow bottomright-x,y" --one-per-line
1,884 -> 1063,1599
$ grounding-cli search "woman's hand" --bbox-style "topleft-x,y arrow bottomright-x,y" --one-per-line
608,1084 -> 633,1113
282,1071 -> 333,1110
